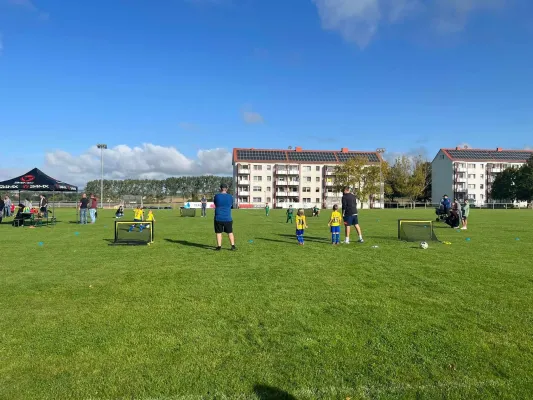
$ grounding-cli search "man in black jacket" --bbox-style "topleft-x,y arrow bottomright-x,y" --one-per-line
341,186 -> 364,244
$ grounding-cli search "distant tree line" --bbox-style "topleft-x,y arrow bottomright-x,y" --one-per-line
83,176 -> 233,202
490,156 -> 533,204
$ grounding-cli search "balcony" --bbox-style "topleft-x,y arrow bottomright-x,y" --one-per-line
325,181 -> 335,187
325,192 -> 341,198
238,191 -> 250,196
276,192 -> 288,196
455,176 -> 466,182
325,169 -> 336,176
288,191 -> 299,196
238,168 -> 250,175
237,180 -> 250,185
455,167 -> 466,173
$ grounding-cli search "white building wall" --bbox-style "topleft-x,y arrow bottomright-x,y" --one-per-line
431,150 -> 453,203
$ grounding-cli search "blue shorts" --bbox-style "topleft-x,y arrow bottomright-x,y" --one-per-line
330,226 -> 340,233
296,229 -> 304,236
343,215 -> 359,226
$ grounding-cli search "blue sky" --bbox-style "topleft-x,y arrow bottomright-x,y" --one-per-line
1,0 -> 532,184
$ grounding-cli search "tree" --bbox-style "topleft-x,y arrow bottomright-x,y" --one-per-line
515,156 -> 533,203
386,156 -> 411,200
334,157 -> 377,209
490,168 -> 519,202
405,156 -> 430,204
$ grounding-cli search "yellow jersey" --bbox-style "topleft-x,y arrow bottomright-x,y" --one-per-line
330,211 -> 342,227
134,208 -> 143,220
296,215 -> 307,230
146,211 -> 154,221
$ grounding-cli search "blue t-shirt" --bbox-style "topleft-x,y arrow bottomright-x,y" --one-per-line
214,193 -> 233,222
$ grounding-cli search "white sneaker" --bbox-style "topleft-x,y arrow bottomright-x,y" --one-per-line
358,238 -> 364,243
461,227 -> 467,230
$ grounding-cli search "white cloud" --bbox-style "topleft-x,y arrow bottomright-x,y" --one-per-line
43,144 -> 232,186
312,0 -> 507,47
242,110 -> 264,124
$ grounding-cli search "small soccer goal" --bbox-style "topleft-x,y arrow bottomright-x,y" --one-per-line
114,221 -> 154,245
180,207 -> 196,217
398,219 -> 440,242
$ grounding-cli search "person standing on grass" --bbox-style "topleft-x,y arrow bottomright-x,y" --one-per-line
295,208 -> 308,245
79,193 -> 89,224
89,194 -> 98,223
265,202 -> 270,217
0,197 -> 4,224
328,204 -> 342,245
39,194 -> 48,218
201,195 -> 207,217
286,205 -> 294,223
4,195 -> 11,217
213,183 -> 236,251
341,186 -> 364,244
461,199 -> 470,230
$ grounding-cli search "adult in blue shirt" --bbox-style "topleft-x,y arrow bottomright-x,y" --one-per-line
441,195 -> 451,214
213,183 -> 236,251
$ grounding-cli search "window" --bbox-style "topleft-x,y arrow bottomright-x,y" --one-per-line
305,176 -> 311,182
267,197 -> 271,202
316,177 -> 320,182
253,176 -> 263,182
315,198 -> 320,203
315,187 -> 320,192
480,174 -> 484,179
253,197 -> 262,202
468,164 -> 475,168
480,194 -> 484,200
303,198 -> 311,203
480,184 -> 484,189
253,165 -> 262,171
267,165 -> 271,171
441,155 -> 445,159
457,163 -> 465,168
468,184 -> 475,189
480,164 -> 484,168
303,166 -> 311,172
316,166 -> 320,171
266,186 -> 271,192
303,187 -> 311,192
267,176 -> 272,182
468,174 -> 475,179
253,186 -> 262,192
468,194 -> 476,200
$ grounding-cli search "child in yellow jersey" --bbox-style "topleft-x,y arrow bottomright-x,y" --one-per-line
328,204 -> 342,245
144,210 -> 155,229
129,206 -> 144,232
295,209 -> 308,245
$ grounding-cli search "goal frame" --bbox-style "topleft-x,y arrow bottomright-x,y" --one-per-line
114,220 -> 154,245
397,219 -> 435,241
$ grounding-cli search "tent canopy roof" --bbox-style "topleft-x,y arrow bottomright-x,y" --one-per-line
0,168 -> 78,192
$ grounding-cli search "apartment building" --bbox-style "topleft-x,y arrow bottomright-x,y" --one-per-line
431,147 -> 533,205
232,147 -> 383,208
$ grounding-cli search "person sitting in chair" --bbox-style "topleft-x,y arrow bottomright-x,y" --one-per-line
13,204 -> 27,227
115,204 -> 124,218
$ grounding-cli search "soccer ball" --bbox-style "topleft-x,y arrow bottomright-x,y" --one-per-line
420,241 -> 429,249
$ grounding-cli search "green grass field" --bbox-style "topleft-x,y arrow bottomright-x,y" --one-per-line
1,208 -> 532,399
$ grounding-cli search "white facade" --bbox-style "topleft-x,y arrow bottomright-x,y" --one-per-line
431,148 -> 533,206
233,147 -> 383,209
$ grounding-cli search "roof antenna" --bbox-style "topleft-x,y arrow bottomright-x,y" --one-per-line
288,146 -> 292,150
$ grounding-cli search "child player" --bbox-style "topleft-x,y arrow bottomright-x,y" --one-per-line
144,209 -> 155,229
328,204 -> 342,245
129,205 -> 144,232
295,208 -> 308,245
265,202 -> 270,217
286,205 -> 294,223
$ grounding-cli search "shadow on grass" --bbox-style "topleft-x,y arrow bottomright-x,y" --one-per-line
164,239 -> 216,250
253,384 -> 297,400
277,233 -> 329,243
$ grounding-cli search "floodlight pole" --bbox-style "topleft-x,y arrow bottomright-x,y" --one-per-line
376,148 -> 386,209
97,144 -> 107,209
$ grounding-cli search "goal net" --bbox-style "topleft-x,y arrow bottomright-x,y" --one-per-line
180,207 -> 196,217
114,221 -> 154,245
398,219 -> 439,242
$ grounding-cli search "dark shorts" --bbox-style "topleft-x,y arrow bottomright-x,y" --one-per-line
296,229 -> 305,236
214,220 -> 233,234
330,226 -> 340,233
344,214 -> 359,226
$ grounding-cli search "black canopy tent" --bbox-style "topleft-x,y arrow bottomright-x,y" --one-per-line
0,168 -> 78,220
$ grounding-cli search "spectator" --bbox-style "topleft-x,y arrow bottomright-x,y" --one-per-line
201,195 -> 207,217
0,197 -> 4,224
3,196 -> 11,217
213,183 -> 236,251
79,193 -> 89,224
39,194 -> 48,218
89,194 -> 98,223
